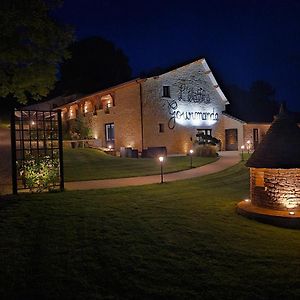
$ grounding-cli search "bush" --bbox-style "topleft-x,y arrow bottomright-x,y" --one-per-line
18,156 -> 60,193
194,144 -> 217,157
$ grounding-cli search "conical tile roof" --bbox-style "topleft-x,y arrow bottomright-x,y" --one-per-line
246,106 -> 300,168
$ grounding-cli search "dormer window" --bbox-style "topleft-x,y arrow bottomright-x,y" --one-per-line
163,86 -> 170,98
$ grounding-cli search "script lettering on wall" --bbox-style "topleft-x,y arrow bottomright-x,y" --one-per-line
165,83 -> 218,129
178,83 -> 211,104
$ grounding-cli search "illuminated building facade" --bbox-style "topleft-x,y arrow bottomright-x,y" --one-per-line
46,58 -> 273,154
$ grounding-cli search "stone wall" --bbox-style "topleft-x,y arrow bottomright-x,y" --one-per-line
72,81 -> 143,150
250,168 -> 300,210
141,59 -> 227,154
243,124 -> 270,150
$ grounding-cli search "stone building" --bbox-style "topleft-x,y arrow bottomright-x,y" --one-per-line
246,106 -> 300,211
34,58 -> 277,154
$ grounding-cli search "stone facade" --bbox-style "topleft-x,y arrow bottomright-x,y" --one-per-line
250,168 -> 300,210
57,59 -> 279,154
141,59 -> 227,153
60,59 -> 230,154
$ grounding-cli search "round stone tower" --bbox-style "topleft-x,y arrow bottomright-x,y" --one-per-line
246,106 -> 300,211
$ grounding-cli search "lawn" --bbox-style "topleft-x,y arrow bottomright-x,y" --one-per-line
0,162 -> 299,299
63,148 -> 218,181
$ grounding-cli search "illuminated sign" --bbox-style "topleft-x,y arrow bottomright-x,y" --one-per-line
166,83 -> 219,129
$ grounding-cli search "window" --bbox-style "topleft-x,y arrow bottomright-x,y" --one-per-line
105,123 -> 115,146
197,129 -> 212,143
101,94 -> 114,111
163,86 -> 170,98
159,123 -> 164,133
197,129 -> 212,136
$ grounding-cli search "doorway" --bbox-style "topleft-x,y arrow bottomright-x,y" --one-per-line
225,129 -> 238,151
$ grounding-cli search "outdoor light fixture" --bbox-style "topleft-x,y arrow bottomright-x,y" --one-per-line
289,211 -> 295,215
189,149 -> 194,168
31,121 -> 35,126
241,145 -> 245,161
108,145 -> 112,151
158,156 -> 165,183
244,199 -> 250,202
246,140 -> 251,154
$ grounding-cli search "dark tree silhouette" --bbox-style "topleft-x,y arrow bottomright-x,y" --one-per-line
58,37 -> 132,95
0,0 -> 73,104
225,80 -> 280,122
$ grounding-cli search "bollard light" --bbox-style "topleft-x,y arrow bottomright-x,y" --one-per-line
246,140 -> 251,154
189,149 -> 194,168
158,156 -> 165,183
241,145 -> 245,161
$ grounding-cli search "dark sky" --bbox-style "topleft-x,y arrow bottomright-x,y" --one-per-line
55,0 -> 300,110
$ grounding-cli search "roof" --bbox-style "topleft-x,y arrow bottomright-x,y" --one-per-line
246,106 -> 300,168
52,58 -> 228,109
222,112 -> 246,124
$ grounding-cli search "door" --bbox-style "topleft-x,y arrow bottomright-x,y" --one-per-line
105,123 -> 115,147
225,129 -> 238,151
253,128 -> 259,149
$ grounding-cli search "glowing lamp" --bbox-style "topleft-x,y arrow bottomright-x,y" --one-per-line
158,156 -> 164,162
289,211 -> 295,215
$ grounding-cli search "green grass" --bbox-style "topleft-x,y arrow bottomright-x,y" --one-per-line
0,163 -> 299,299
64,148 -> 218,181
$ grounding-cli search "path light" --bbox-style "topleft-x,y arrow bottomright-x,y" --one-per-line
241,145 -> 245,161
189,149 -> 194,168
246,140 -> 251,154
158,156 -> 165,183
108,145 -> 112,151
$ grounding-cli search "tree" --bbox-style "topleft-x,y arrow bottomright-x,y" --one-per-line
225,80 -> 280,122
0,0 -> 73,104
58,37 -> 132,95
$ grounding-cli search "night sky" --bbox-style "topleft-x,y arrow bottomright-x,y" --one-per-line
54,0 -> 300,110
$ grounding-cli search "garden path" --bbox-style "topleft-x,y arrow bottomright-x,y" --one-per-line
65,151 -> 240,190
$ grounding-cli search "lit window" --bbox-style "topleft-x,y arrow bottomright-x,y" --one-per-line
163,86 -> 170,98
159,123 -> 164,133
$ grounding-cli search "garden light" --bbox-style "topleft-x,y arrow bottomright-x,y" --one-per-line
158,156 -> 165,183
189,149 -> 194,168
241,145 -> 245,161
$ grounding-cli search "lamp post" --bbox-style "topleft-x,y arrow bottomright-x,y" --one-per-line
158,156 -> 164,183
189,149 -> 194,168
241,145 -> 245,161
246,140 -> 251,154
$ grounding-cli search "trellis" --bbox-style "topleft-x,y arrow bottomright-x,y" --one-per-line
10,110 -> 64,194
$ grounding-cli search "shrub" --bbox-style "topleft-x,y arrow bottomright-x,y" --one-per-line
18,155 -> 60,193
